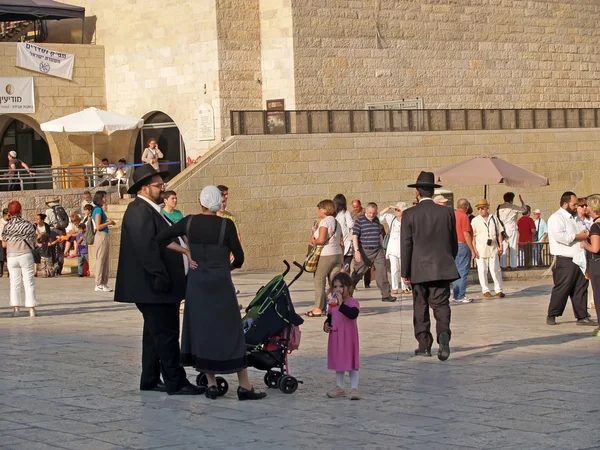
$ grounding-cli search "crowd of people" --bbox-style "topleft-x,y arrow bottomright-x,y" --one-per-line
3,164 -> 599,403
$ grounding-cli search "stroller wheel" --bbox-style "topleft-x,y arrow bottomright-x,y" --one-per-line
196,373 -> 207,387
264,371 -> 281,389
278,375 -> 298,394
216,377 -> 229,396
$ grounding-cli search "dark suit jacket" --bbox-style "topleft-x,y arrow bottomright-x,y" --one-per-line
401,199 -> 459,284
114,197 -> 186,304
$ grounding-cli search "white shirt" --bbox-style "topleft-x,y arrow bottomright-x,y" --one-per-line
380,213 -> 402,258
498,202 -> 527,231
547,207 -> 583,258
314,215 -> 342,257
138,195 -> 189,274
471,214 -> 503,258
335,210 -> 354,256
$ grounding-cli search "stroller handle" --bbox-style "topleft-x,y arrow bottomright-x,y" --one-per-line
282,260 -> 291,278
287,260 -> 305,287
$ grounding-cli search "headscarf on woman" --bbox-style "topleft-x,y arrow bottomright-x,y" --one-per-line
200,185 -> 223,212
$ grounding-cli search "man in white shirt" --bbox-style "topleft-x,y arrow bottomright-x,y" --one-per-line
532,209 -> 547,265
471,199 -> 505,298
497,192 -> 527,269
546,191 -> 597,326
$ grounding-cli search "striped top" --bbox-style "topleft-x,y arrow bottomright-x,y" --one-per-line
353,214 -> 382,248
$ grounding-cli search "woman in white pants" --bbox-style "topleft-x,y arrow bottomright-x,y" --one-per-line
2,200 -> 38,317
379,202 -> 409,294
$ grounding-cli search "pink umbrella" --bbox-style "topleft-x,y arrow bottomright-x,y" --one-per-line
434,156 -> 549,198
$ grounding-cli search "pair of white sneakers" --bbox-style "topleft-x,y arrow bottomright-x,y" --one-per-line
95,285 -> 113,292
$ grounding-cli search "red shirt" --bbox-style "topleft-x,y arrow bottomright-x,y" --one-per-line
517,216 -> 536,247
455,209 -> 472,243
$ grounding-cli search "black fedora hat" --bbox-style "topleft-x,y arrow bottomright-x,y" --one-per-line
127,164 -> 171,194
407,171 -> 442,189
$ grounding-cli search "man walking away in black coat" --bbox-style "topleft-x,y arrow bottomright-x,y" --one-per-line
114,165 -> 203,395
401,171 -> 459,361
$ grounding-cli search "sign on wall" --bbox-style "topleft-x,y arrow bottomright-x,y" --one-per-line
16,43 -> 75,80
0,77 -> 35,113
197,103 -> 215,141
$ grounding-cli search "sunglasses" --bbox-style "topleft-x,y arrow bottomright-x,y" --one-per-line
147,182 -> 167,189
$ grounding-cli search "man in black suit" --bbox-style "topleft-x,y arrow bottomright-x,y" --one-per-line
114,165 -> 203,395
401,171 -> 459,361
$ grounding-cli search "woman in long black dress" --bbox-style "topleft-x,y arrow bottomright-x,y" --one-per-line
157,185 -> 266,400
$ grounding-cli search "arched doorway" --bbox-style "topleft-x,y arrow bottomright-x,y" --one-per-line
134,111 -> 185,178
0,118 -> 52,190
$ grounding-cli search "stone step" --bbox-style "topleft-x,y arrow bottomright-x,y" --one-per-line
106,204 -> 129,213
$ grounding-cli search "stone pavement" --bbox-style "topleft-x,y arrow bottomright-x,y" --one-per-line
1,270 -> 599,450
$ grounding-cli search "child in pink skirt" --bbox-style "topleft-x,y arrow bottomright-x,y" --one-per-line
323,272 -> 360,400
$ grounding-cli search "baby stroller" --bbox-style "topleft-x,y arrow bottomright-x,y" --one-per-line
243,261 -> 304,394
195,261 -> 304,396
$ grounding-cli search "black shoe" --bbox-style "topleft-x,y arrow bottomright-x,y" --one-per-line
576,317 -> 598,326
382,296 -> 397,302
167,384 -> 205,396
546,316 -> 557,326
437,331 -> 451,361
141,382 -> 167,393
414,349 -> 432,357
205,385 -> 218,400
364,283 -> 371,288
237,386 -> 267,401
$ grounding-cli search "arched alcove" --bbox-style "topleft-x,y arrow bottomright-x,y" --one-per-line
0,117 -> 53,190
133,111 -> 186,178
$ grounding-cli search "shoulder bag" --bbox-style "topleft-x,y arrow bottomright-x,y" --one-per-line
383,217 -> 396,251
496,206 -> 509,240
304,220 -> 338,273
24,240 -> 41,264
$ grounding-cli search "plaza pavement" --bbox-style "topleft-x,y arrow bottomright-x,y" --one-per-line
0,270 -> 598,450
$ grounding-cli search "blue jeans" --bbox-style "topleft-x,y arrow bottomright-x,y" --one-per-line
78,253 -> 89,276
453,243 -> 471,300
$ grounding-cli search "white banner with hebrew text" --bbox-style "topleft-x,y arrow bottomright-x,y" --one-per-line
16,43 -> 74,80
0,77 -> 35,113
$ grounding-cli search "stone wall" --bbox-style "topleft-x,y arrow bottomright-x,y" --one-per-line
259,0 -> 297,108
291,0 -> 600,109
0,43 -> 113,166
170,129 -> 600,271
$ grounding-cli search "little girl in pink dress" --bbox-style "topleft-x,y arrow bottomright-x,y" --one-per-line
324,272 -> 360,400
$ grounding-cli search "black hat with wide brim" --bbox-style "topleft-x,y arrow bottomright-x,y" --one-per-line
127,165 -> 171,194
407,171 -> 442,188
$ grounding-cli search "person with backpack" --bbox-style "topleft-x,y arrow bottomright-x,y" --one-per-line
44,199 -> 69,275
471,199 -> 505,298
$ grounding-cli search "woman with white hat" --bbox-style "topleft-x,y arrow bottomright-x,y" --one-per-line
157,185 -> 266,401
379,202 -> 409,294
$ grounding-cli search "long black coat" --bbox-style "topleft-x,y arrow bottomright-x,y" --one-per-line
114,197 -> 186,304
401,199 -> 459,284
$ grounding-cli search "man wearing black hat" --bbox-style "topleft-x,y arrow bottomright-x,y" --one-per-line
114,165 -> 203,395
401,171 -> 459,361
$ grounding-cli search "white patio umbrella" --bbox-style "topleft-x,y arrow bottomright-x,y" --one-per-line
40,107 -> 143,168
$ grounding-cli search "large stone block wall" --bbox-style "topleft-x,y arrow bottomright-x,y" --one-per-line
291,0 -> 600,109
0,43 -> 113,166
216,0 -> 264,138
259,0 -> 296,108
171,129 -> 600,271
69,0 -> 223,160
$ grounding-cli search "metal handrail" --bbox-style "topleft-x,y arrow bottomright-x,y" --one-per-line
0,162 -> 181,191
231,108 -> 600,135
470,242 -> 552,270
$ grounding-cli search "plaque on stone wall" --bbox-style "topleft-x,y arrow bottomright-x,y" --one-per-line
197,104 -> 215,141
266,98 -> 286,134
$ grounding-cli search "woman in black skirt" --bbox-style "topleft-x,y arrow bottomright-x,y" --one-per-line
580,194 -> 600,337
157,185 -> 266,401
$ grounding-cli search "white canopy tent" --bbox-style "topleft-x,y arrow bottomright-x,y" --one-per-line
41,107 -> 143,186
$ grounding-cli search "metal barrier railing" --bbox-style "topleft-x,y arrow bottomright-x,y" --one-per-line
470,242 -> 552,270
231,108 -> 600,135
0,161 -> 181,192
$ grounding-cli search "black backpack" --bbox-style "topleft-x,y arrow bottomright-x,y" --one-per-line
53,205 -> 69,230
